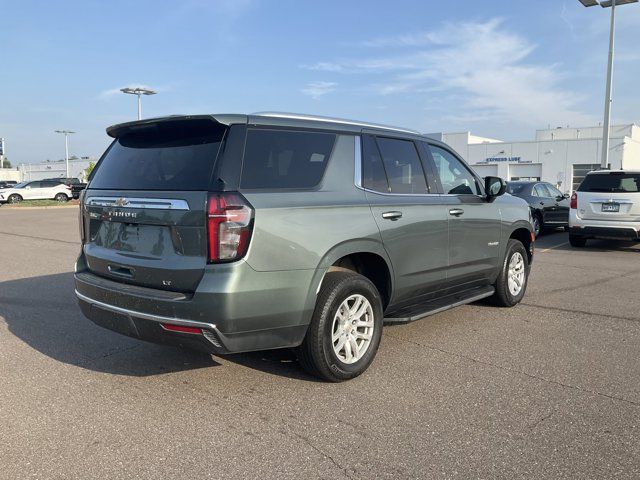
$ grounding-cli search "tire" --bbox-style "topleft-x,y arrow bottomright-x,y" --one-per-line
297,271 -> 384,382
490,239 -> 529,307
569,234 -> 587,248
54,193 -> 69,202
7,194 -> 22,204
532,213 -> 542,238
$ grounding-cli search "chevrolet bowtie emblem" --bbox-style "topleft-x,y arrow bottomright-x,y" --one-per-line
115,197 -> 129,207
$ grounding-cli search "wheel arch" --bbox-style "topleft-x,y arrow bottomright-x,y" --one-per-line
307,239 -> 395,313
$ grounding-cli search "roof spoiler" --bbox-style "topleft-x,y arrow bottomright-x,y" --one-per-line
106,114 -> 245,138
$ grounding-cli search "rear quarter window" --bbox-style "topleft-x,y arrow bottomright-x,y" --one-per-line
240,129 -> 336,190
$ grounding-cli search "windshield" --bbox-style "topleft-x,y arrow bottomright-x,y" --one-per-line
578,173 -> 640,193
12,182 -> 28,189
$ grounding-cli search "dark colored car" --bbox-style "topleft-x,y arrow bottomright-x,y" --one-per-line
71,183 -> 87,199
75,113 -> 534,381
43,177 -> 81,186
0,180 -> 17,189
507,181 -> 570,237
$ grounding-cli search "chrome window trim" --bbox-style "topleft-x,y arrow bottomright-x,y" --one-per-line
355,135 -> 484,198
75,290 -> 216,331
354,135 -> 363,188
86,197 -> 190,210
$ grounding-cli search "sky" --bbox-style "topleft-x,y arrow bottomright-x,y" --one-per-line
1,0 -> 639,164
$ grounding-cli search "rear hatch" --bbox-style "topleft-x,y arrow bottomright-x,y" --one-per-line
81,117 -> 228,293
577,172 -> 640,222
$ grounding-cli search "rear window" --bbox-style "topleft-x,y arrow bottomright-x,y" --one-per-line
578,173 -> 640,193
507,183 -> 527,195
240,129 -> 336,189
89,120 -> 226,191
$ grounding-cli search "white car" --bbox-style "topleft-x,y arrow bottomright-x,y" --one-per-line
569,169 -> 640,247
0,180 -> 72,204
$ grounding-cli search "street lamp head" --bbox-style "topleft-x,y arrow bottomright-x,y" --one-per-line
120,86 -> 157,96
579,0 -> 638,7
55,130 -> 76,135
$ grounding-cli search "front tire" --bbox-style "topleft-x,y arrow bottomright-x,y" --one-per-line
490,239 -> 529,307
297,272 -> 383,382
532,213 -> 542,238
7,194 -> 22,204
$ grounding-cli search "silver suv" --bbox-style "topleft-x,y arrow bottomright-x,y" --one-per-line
569,169 -> 640,247
75,113 -> 534,381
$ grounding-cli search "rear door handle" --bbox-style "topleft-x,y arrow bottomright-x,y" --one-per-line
449,208 -> 464,217
382,211 -> 403,220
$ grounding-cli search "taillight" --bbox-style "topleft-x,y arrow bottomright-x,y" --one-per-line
570,192 -> 577,209
207,192 -> 254,263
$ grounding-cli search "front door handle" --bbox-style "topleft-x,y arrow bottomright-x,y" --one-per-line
382,211 -> 402,220
449,208 -> 464,217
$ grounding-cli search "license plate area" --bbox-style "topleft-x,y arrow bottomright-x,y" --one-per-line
601,202 -> 620,212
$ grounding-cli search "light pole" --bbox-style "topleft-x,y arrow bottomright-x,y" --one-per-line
578,0 -> 639,169
120,87 -> 157,120
55,130 -> 75,178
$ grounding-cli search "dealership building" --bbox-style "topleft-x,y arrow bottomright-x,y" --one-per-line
429,124 -> 640,193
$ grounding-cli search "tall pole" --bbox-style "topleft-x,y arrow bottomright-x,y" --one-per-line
137,93 -> 142,120
601,0 -> 616,169
64,133 -> 69,177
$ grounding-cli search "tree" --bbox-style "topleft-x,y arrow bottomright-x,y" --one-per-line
1,159 -> 11,168
84,161 -> 96,180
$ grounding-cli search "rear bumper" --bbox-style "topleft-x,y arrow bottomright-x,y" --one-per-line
569,211 -> 640,241
74,260 -> 318,354
569,225 -> 639,241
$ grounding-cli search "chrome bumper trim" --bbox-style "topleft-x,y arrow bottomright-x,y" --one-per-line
75,290 -> 217,331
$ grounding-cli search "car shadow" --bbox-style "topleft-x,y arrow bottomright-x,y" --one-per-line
0,271 -> 316,380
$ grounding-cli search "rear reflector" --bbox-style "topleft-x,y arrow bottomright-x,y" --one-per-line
160,323 -> 202,334
570,192 -> 577,209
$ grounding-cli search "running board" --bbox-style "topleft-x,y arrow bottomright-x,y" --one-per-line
383,286 -> 495,324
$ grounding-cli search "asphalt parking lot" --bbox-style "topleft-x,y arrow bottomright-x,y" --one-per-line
1,207 -> 639,479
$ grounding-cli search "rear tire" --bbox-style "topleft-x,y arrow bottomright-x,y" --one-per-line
8,194 -> 22,204
490,239 -> 529,307
297,272 -> 383,382
54,193 -> 69,202
569,234 -> 587,248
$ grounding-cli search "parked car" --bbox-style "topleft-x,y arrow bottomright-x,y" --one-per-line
43,177 -> 81,187
75,113 -> 534,381
71,182 -> 87,199
0,180 -> 18,189
0,180 -> 72,204
507,181 -> 570,237
569,169 -> 640,247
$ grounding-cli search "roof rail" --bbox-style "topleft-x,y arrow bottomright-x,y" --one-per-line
252,111 -> 422,135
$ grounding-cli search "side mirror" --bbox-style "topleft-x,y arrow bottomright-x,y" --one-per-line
563,193 -> 570,199
485,176 -> 506,201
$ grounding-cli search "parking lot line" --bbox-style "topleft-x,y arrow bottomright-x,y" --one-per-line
538,241 -> 569,253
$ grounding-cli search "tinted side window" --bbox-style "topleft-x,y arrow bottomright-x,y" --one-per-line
362,135 -> 389,193
429,145 -> 480,195
535,184 -> 553,197
546,184 -> 563,197
375,137 -> 427,194
28,182 -> 42,189
42,181 -> 60,188
241,129 -> 336,190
